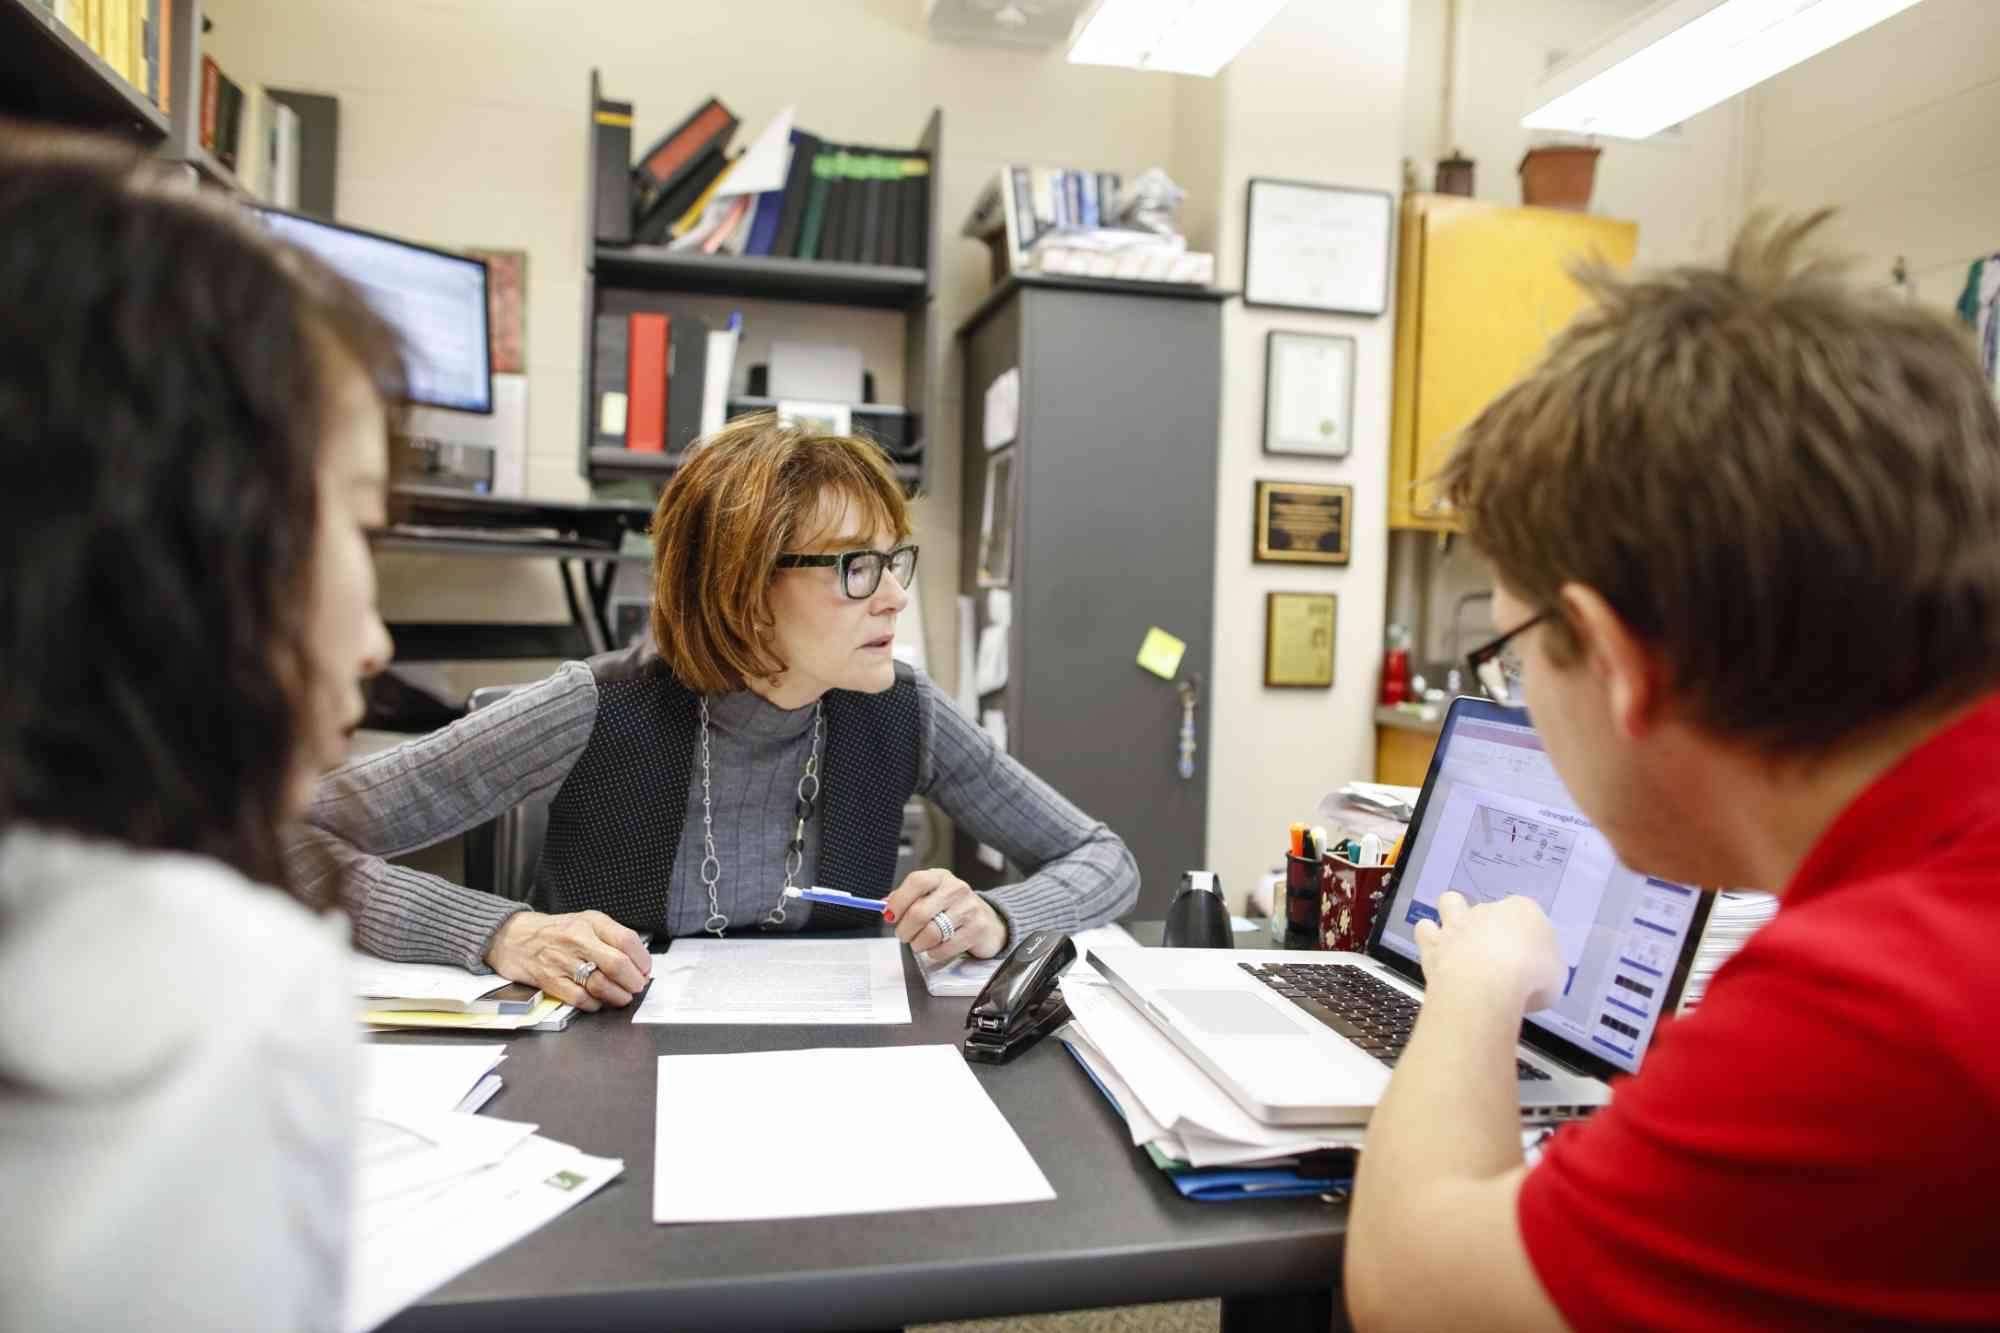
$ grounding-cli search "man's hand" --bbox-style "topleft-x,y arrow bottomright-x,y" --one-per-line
484,910 -> 652,1011
1413,891 -> 1567,1013
883,868 -> 1008,962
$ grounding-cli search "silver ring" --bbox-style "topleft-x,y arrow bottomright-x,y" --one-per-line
933,911 -> 955,943
572,959 -> 598,986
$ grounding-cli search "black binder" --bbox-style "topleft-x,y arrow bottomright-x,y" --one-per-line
592,98 -> 633,245
772,129 -> 822,259
666,315 -> 709,454
592,314 -> 630,449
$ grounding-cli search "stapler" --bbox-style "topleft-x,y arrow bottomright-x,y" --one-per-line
962,929 -> 1075,1065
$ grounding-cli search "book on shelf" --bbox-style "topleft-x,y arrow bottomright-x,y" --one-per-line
964,164 -> 1127,278
626,312 -> 668,454
592,313 -> 631,450
592,94 -> 634,245
665,314 -> 708,452
606,93 -> 929,272
631,95 -> 736,228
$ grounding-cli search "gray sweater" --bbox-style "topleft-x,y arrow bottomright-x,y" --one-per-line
288,663 -> 1138,971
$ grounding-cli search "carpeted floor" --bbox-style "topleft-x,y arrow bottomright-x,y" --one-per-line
915,1299 -> 1218,1332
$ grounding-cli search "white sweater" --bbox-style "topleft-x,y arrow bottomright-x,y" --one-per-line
0,827 -> 353,1332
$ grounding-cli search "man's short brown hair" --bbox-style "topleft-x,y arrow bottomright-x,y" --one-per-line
650,414 -> 911,695
1440,211 -> 2000,751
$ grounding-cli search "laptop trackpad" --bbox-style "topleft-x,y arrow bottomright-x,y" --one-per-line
1159,989 -> 1305,1037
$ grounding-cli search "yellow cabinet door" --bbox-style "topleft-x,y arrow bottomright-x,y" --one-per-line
1401,201 -> 1636,522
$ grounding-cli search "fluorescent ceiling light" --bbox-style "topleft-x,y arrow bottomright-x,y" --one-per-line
1524,0 -> 1927,140
1067,0 -> 1288,77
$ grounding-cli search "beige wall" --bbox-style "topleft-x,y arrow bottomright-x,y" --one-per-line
1188,0 -> 1410,898
1747,0 -> 2000,313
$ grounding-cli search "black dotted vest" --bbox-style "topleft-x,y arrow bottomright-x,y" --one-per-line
533,649 -> 922,935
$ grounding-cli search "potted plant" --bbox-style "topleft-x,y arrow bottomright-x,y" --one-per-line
1519,133 -> 1600,211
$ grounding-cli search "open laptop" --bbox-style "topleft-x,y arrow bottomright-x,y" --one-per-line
1091,697 -> 1712,1125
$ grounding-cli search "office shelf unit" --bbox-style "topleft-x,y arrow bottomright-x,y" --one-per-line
957,275 -> 1230,916
579,71 -> 940,491
0,0 -> 170,139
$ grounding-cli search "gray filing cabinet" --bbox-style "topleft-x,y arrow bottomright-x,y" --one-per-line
956,275 -> 1226,918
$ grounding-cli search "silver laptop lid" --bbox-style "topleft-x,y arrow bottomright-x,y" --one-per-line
1368,697 -> 1712,1082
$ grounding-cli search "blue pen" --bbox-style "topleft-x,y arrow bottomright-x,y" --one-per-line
782,885 -> 891,916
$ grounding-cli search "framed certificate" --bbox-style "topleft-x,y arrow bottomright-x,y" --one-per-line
1265,592 -> 1337,688
1254,479 -> 1352,566
1263,330 -> 1355,459
1243,178 -> 1394,316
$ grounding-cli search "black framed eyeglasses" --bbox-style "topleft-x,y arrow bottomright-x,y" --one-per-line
1465,607 -> 1554,705
774,544 -> 919,600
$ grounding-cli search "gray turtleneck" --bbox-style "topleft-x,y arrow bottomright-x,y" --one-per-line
288,663 -> 1139,971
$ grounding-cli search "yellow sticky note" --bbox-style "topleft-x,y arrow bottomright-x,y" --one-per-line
1137,627 -> 1187,680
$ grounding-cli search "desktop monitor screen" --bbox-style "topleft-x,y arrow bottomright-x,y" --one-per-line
253,208 -> 492,414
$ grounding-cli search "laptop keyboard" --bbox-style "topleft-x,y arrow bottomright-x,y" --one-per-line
1242,962 -> 1552,1081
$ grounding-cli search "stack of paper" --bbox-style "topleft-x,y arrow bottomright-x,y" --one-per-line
354,957 -> 577,1032
1059,971 -> 1540,1201
917,921 -> 1142,998
1335,781 -> 1421,821
347,1106 -> 621,1333
1678,890 -> 1779,1014
360,1044 -> 508,1121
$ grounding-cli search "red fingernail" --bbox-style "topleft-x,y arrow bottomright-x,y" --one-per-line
883,908 -> 897,923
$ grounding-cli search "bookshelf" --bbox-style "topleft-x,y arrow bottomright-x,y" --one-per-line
0,0 -> 170,140
579,70 -> 942,493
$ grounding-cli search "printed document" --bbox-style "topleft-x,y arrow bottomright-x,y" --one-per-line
653,1044 -> 1054,1222
632,936 -> 910,1025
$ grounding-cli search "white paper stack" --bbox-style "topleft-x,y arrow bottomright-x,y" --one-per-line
1678,890 -> 1779,1014
1058,971 -> 1368,1167
360,1044 -> 508,1122
354,957 -> 576,1033
346,1105 -> 622,1333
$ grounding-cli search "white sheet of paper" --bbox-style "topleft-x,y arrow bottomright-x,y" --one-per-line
632,937 -> 910,1025
653,1045 -> 1053,1222
351,957 -> 507,1006
359,1044 -> 506,1122
355,1110 -> 540,1208
346,1135 -> 622,1333
714,105 -> 794,197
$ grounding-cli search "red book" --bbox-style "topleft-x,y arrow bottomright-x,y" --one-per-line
633,98 -> 736,217
626,312 -> 668,453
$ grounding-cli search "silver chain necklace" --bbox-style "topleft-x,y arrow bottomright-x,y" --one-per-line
697,695 -> 825,938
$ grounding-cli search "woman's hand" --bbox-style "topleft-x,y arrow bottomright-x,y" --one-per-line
484,909 -> 652,1011
884,868 -> 1008,962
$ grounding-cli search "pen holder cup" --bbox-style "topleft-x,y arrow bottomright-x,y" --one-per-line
1320,856 -> 1392,953
1283,854 -> 1325,948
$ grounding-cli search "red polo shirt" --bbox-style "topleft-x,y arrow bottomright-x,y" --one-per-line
1516,694 -> 2000,1330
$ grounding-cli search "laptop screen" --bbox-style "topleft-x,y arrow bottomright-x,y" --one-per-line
1372,699 -> 1708,1077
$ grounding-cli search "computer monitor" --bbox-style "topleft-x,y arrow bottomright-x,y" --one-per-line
251,207 -> 492,414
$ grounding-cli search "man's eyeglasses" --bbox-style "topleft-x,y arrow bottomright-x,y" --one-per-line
1465,607 -> 1553,705
775,544 -> 919,601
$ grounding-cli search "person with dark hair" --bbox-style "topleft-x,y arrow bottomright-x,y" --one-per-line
1344,214 -> 2000,1330
0,129 -> 398,1330
288,414 -> 1138,1009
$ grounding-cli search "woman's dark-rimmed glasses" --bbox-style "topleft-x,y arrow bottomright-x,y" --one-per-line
775,544 -> 919,600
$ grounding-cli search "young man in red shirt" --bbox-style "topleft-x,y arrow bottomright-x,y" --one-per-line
1345,213 -> 2000,1331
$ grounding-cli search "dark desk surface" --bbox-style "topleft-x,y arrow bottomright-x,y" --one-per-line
381,926 -> 1341,1332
